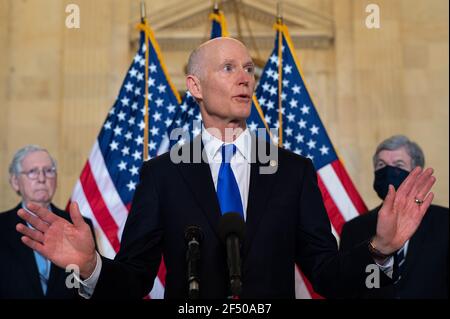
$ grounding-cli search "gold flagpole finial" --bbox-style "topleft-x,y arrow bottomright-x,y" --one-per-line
140,0 -> 146,23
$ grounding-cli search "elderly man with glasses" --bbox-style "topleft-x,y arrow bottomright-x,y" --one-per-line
0,145 -> 95,299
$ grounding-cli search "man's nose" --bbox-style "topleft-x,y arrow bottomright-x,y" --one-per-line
37,170 -> 46,182
237,69 -> 252,86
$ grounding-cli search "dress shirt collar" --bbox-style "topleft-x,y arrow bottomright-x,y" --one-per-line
201,124 -> 252,163
21,202 -> 52,217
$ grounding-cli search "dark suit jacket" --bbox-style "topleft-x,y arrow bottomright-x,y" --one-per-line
93,137 -> 379,299
0,203 -> 95,299
340,204 -> 449,299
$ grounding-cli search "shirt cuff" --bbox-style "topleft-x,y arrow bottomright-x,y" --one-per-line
375,256 -> 394,278
73,251 -> 102,299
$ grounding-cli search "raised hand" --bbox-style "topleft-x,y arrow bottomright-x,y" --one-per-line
16,202 -> 97,279
373,167 -> 436,254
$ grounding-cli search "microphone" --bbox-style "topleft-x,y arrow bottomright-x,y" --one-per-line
218,212 -> 245,297
185,225 -> 203,299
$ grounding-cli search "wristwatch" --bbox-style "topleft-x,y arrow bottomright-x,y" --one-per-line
368,237 -> 393,260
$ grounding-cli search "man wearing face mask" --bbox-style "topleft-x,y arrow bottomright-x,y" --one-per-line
340,135 -> 448,299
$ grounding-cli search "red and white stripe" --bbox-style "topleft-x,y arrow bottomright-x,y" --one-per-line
294,159 -> 367,298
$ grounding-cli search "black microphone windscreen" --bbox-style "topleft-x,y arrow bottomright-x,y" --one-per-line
218,212 -> 245,243
185,225 -> 203,243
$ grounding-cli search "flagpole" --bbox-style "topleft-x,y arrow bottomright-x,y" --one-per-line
140,1 -> 146,23
141,0 -> 150,161
276,2 -> 283,147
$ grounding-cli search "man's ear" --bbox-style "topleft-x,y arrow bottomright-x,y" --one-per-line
10,175 -> 20,195
186,75 -> 202,101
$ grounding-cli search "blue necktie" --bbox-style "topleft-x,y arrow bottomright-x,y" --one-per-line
216,144 -> 244,217
34,250 -> 50,295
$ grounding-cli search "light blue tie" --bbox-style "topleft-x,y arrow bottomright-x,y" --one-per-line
216,144 -> 244,217
23,203 -> 51,294
34,250 -> 50,295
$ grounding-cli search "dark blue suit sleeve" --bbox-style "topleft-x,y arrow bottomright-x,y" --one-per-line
295,159 -> 375,298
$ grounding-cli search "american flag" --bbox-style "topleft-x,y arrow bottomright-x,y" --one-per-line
69,21 -> 180,299
167,7 -> 228,148
247,21 -> 368,299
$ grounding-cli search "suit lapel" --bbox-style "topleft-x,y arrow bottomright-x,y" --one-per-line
45,262 -> 60,297
175,135 -> 278,253
45,205 -> 65,297
9,205 -> 45,297
402,216 -> 427,277
375,206 -> 425,279
175,137 -> 222,238
243,138 -> 278,256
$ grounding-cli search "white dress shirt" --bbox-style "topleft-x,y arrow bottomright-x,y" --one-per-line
376,240 -> 409,278
201,126 -> 252,220
77,126 -> 253,298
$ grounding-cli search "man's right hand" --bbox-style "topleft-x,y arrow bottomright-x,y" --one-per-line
16,202 -> 97,279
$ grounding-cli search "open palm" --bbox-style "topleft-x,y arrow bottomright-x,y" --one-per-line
375,167 -> 435,253
16,202 -> 97,278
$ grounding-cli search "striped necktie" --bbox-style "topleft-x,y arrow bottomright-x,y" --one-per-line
393,246 -> 406,284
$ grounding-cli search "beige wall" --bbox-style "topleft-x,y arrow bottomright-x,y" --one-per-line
333,0 -> 449,208
0,0 -> 448,212
0,0 -> 132,210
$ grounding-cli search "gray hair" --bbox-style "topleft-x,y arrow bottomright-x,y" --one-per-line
372,135 -> 425,169
8,145 -> 57,176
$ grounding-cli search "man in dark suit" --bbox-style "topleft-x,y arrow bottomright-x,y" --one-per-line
16,38 -> 437,299
340,135 -> 448,299
0,145 -> 94,299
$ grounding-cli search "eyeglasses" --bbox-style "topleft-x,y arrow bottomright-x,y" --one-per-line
20,167 -> 57,180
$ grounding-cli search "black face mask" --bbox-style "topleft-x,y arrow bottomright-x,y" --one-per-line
373,165 -> 410,200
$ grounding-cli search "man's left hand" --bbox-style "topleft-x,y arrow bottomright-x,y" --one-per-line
372,167 -> 435,255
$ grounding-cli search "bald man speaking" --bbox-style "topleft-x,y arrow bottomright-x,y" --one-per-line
17,38 -> 436,299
